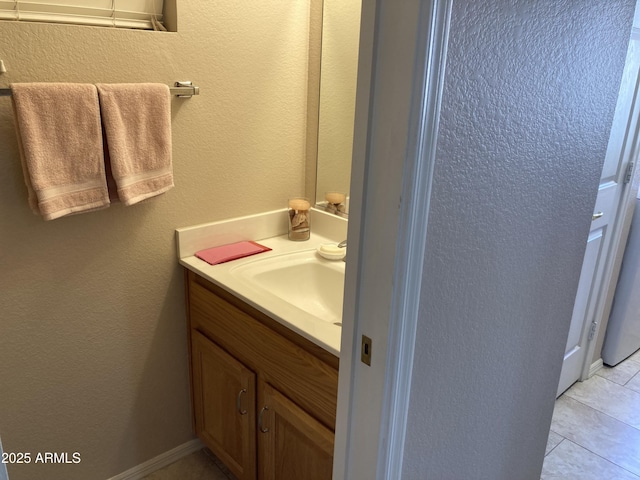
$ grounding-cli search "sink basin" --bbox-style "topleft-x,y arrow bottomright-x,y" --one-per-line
229,250 -> 345,324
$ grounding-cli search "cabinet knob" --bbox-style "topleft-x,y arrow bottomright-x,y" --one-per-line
236,389 -> 248,415
259,406 -> 270,433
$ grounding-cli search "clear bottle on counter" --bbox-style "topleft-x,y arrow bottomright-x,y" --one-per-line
288,198 -> 311,241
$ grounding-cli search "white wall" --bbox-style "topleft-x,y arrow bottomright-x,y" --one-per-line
402,0 -> 635,478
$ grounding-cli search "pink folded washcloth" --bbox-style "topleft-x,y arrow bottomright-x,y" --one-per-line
96,83 -> 173,205
195,241 -> 272,265
11,83 -> 110,220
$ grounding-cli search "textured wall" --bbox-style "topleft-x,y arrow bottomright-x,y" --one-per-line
402,1 -> 635,478
0,2 -> 311,479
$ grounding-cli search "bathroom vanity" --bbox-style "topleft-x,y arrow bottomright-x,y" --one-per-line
177,209 -> 347,480
186,270 -> 338,480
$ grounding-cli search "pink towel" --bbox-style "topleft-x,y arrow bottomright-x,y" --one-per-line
96,83 -> 173,206
195,241 -> 272,265
11,83 -> 110,220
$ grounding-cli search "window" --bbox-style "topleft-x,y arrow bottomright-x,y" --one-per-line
0,0 -> 166,30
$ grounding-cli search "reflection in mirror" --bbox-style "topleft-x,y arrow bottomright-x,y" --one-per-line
314,0 -> 362,215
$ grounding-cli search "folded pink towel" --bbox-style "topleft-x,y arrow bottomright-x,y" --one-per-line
96,83 -> 173,205
196,241 -> 272,265
11,83 -> 110,220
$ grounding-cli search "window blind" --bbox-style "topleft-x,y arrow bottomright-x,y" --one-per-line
0,0 -> 165,30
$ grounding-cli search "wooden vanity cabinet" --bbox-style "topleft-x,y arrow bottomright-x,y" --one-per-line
185,270 -> 339,480
191,330 -> 257,479
259,382 -> 334,480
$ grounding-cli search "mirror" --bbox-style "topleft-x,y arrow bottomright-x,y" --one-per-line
313,0 -> 362,215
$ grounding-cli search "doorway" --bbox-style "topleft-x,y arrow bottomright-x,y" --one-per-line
557,3 -> 640,396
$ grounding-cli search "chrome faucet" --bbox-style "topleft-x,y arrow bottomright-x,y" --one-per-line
338,240 -> 347,262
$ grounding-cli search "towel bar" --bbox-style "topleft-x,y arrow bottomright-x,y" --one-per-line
0,82 -> 200,98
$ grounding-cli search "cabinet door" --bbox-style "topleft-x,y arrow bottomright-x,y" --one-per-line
258,382 -> 334,480
192,330 -> 257,480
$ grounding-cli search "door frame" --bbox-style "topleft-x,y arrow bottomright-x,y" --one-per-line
332,0 -> 452,478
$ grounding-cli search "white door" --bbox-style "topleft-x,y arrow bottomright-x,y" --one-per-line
557,18 -> 640,396
557,202 -> 612,395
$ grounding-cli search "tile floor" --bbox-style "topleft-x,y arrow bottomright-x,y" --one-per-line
542,348 -> 640,479
146,349 -> 640,480
142,448 -> 236,480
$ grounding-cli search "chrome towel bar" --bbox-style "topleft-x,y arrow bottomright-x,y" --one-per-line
0,81 -> 200,98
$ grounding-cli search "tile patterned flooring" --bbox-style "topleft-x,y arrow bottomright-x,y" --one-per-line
542,348 -> 640,479
146,349 -> 640,479
142,448 -> 237,480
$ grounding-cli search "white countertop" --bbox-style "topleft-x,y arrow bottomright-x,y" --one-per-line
176,209 -> 347,356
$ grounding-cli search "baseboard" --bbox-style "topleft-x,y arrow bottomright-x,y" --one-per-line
588,358 -> 604,378
107,438 -> 204,480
